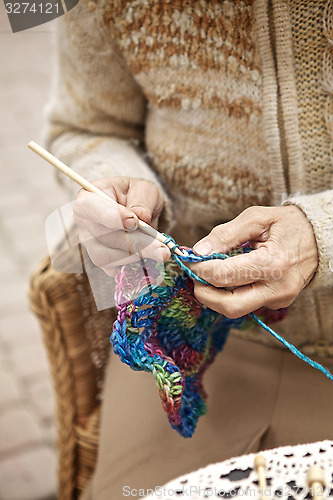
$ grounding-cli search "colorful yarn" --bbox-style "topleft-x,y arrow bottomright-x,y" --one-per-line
110,236 -> 333,438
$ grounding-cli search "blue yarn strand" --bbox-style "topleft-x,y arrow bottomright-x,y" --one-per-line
250,313 -> 333,382
162,234 -> 333,382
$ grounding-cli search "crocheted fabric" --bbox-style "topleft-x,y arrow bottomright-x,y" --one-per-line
110,242 -> 287,438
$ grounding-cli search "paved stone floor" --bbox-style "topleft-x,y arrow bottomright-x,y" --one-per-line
0,6 -> 70,499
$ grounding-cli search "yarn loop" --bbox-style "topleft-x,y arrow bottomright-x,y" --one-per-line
110,235 -> 333,438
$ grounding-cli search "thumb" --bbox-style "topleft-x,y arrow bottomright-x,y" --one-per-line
126,180 -> 164,226
193,207 -> 271,255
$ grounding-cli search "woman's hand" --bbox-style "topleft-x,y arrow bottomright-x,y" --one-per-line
73,176 -> 171,277
189,205 -> 319,318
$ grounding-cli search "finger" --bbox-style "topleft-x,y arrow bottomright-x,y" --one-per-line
74,215 -> 119,240
81,231 -> 169,269
78,221 -> 170,261
98,228 -> 170,261
80,229 -> 139,266
193,206 -> 274,256
74,191 -> 138,231
85,177 -> 130,206
193,280 -> 277,319
126,179 -> 164,225
189,247 -> 277,287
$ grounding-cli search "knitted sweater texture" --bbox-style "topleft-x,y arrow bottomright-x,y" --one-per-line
45,0 -> 333,354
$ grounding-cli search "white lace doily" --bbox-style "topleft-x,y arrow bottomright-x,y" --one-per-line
144,440 -> 333,499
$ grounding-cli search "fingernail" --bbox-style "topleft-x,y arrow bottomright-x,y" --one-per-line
154,247 -> 169,261
124,217 -> 138,231
193,241 -> 212,255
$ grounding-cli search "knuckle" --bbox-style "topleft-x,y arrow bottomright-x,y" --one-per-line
242,205 -> 263,218
75,188 -> 86,202
209,271 -> 223,287
194,264 -> 216,285
241,205 -> 271,227
92,176 -> 126,190
266,261 -> 283,281
73,193 -> 95,219
292,281 -> 303,298
218,263 -> 239,284
211,224 -> 233,244
273,297 -> 293,309
244,262 -> 261,282
210,225 -> 223,238
73,194 -> 85,216
287,279 -> 302,299
273,286 -> 298,308
192,283 -> 207,305
90,178 -> 109,190
278,250 -> 296,271
222,304 -> 241,319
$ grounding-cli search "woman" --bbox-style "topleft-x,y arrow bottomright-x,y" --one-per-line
45,0 -> 333,498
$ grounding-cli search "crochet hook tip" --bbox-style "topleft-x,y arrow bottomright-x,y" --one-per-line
179,248 -> 189,257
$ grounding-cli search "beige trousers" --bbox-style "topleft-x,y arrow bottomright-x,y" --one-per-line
80,334 -> 333,499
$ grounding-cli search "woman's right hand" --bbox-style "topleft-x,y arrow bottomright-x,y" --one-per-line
73,176 -> 171,277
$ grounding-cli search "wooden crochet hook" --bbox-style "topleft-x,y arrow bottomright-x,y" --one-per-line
254,455 -> 269,500
28,141 -> 186,257
307,465 -> 326,500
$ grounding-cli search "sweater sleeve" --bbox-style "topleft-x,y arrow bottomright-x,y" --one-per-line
43,0 -> 173,231
283,189 -> 333,289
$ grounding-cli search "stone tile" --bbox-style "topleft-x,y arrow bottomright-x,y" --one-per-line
0,408 -> 41,456
0,19 -> 67,500
9,341 -> 49,381
41,421 -> 57,447
0,191 -> 31,214
0,253 -> 19,280
16,238 -> 49,266
3,212 -> 46,243
0,368 -> 20,409
0,310 -> 42,348
0,446 -> 57,500
0,279 -> 29,315
28,378 -> 55,422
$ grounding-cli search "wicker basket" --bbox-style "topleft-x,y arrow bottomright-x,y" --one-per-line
28,254 -> 115,499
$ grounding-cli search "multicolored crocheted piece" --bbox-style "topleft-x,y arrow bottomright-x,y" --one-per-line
110,236 -> 333,437
110,240 -> 289,438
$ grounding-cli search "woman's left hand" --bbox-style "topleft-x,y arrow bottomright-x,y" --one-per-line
189,205 -> 319,318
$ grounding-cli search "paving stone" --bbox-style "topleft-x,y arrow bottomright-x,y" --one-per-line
0,18 -> 64,500
0,309 -> 42,348
0,446 -> 57,500
0,368 -> 21,409
0,191 -> 31,215
3,212 -> 46,244
0,257 -> 20,281
0,279 -> 29,314
9,341 -> 49,381
28,378 -> 55,422
41,422 -> 57,447
0,408 -> 41,456
16,238 -> 49,268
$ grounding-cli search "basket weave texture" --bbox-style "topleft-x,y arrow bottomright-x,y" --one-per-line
28,254 -> 114,499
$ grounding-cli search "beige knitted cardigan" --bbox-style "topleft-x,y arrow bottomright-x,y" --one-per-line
45,0 -> 333,355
